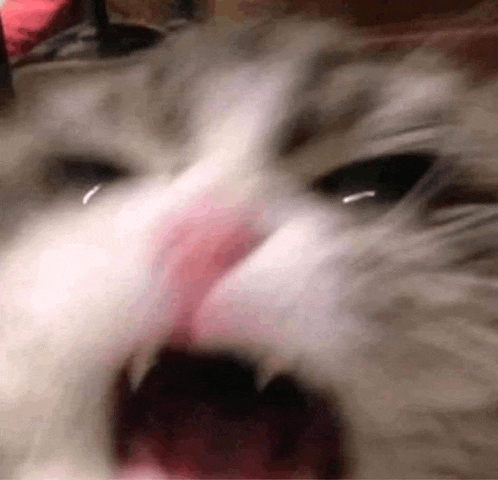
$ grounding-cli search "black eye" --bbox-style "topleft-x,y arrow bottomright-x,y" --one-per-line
44,156 -> 129,203
312,153 -> 436,206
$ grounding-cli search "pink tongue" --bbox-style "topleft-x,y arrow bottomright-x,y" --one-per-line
120,449 -> 171,480
120,434 -> 314,480
120,429 -> 280,480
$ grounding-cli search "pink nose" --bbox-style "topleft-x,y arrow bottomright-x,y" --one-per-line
148,193 -> 265,348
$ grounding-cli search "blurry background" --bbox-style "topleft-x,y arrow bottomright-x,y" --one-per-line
105,0 -> 489,26
107,0 -> 498,79
1,0 -> 498,77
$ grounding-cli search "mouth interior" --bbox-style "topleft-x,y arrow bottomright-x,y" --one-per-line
114,348 -> 348,479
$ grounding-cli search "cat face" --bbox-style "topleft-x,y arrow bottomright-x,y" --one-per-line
1,19 -> 498,479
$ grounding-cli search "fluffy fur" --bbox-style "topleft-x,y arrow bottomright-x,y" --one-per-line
1,18 -> 498,479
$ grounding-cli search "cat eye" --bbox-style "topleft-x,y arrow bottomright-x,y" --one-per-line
312,152 -> 436,206
44,156 -> 129,204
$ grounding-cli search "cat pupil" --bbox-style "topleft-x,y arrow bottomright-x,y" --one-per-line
313,153 -> 436,205
44,157 -> 127,202
58,159 -> 125,185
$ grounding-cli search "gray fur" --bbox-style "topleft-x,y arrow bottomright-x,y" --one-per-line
1,18 -> 498,479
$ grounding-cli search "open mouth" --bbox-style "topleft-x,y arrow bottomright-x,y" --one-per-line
105,197 -> 350,479
113,348 -> 349,479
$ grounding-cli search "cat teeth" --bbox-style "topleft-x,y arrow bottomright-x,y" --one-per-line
256,367 -> 274,392
256,351 -> 291,392
128,349 -> 160,391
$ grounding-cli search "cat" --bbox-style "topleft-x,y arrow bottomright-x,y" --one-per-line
1,17 -> 498,479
